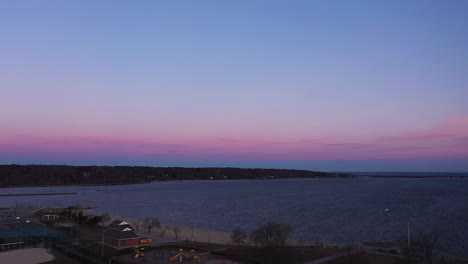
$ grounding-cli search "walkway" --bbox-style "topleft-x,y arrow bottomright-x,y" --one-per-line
304,251 -> 355,264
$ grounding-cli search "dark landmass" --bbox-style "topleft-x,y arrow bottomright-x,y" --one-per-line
353,174 -> 468,179
0,192 -> 77,196
348,171 -> 468,177
352,172 -> 468,179
0,165 -> 352,188
1,165 -> 466,188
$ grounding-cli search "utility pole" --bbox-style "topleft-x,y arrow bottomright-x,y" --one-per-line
407,223 -> 411,250
101,227 -> 105,263
407,223 -> 412,264
76,216 -> 79,246
15,217 -> 18,243
44,219 -> 48,248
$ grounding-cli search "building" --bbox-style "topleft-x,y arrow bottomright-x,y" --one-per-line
42,215 -> 60,221
103,220 -> 139,248
103,220 -> 151,249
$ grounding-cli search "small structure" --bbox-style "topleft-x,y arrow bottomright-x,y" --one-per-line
0,209 -> 13,219
34,207 -> 62,221
42,215 -> 60,221
104,220 -> 140,248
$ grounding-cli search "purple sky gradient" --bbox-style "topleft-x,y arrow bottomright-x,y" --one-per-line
1,1 -> 467,171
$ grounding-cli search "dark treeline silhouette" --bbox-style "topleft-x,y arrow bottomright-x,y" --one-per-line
0,165 -> 353,187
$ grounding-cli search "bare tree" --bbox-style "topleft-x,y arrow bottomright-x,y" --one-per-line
143,217 -> 161,234
70,205 -> 83,218
99,212 -> 111,226
420,233 -> 438,264
231,227 -> 248,246
249,232 -> 260,247
159,225 -> 167,237
346,244 -> 354,264
250,221 -> 293,248
396,232 -> 439,264
172,226 -> 181,239
129,219 -> 142,232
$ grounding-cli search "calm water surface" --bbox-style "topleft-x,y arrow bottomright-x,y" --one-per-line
1,179 -> 467,255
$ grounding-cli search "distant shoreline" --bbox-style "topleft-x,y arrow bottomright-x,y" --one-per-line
353,175 -> 468,179
0,182 -> 146,190
0,192 -> 78,196
0,164 -> 351,188
1,165 -> 467,189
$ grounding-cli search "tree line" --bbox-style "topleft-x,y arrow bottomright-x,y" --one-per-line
0,165 -> 351,187
231,222 -> 293,248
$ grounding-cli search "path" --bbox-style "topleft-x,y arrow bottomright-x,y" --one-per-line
198,247 -> 231,256
304,251 -> 356,264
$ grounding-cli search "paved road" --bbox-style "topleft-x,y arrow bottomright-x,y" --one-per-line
198,247 -> 230,256
303,245 -> 407,264
304,251 -> 355,264
135,231 -> 177,246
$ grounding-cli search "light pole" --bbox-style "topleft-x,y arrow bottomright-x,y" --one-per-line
78,219 -> 80,245
407,223 -> 411,250
44,220 -> 47,238
101,227 -> 105,263
406,222 -> 413,264
15,217 -> 20,243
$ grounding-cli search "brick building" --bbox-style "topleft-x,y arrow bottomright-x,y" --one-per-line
103,220 -> 140,248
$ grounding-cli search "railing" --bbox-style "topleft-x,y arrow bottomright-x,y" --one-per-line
0,242 -> 25,251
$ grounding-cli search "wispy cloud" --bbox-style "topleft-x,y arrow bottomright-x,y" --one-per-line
380,115 -> 468,142
324,143 -> 376,148
444,116 -> 468,127
217,136 -> 338,145
454,136 -> 468,142
2,116 -> 468,162
218,137 -> 243,143
380,131 -> 463,141
296,137 -> 338,144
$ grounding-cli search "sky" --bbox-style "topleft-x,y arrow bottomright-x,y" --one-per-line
0,0 -> 467,172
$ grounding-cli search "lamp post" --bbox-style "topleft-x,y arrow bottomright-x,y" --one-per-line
14,201 -> 18,218
44,219 -> 47,240
407,223 -> 411,250
15,216 -> 20,243
101,227 -> 105,263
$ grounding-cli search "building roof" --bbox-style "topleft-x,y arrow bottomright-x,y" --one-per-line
110,220 -> 130,226
104,219 -> 138,240
107,220 -> 134,232
108,224 -> 133,232
104,228 -> 138,240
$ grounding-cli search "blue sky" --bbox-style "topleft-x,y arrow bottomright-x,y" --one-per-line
1,0 -> 467,171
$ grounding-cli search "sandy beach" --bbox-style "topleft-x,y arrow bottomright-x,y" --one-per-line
83,210 -> 321,247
